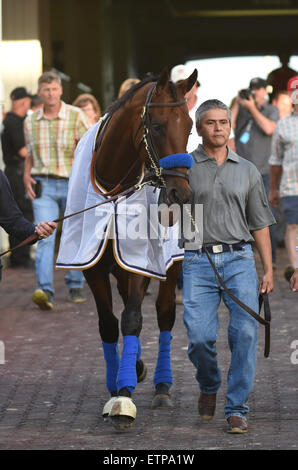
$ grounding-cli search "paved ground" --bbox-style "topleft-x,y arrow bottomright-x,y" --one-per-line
0,246 -> 297,451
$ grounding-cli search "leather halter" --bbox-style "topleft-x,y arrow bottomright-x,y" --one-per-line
133,83 -> 189,187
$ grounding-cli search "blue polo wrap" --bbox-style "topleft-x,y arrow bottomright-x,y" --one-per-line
154,330 -> 173,387
102,341 -> 120,394
159,153 -> 194,169
117,335 -> 139,393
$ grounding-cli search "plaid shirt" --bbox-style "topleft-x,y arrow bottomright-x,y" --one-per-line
269,112 -> 298,197
24,101 -> 90,178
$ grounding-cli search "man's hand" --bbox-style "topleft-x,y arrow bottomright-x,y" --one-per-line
238,95 -> 256,112
24,173 -> 37,201
269,188 -> 280,208
35,221 -> 57,239
259,270 -> 274,294
290,269 -> 298,292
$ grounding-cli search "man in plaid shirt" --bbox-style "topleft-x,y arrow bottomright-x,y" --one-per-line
24,71 -> 91,310
269,75 -> 298,283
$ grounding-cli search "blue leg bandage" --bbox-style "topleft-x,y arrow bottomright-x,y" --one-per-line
154,331 -> 173,387
102,341 -> 120,394
117,335 -> 139,393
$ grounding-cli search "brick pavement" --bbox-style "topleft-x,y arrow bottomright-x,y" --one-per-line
0,247 -> 297,451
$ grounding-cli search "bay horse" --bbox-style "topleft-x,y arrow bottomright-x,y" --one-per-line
77,68 -> 197,429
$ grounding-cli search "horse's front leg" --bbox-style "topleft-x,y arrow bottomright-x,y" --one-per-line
109,273 -> 149,429
152,262 -> 180,409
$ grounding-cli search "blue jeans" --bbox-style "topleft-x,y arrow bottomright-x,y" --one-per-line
32,177 -> 85,295
182,244 -> 259,419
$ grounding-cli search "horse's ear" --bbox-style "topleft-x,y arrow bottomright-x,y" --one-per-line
176,69 -> 198,95
155,68 -> 170,95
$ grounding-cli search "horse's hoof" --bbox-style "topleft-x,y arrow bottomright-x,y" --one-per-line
151,393 -> 173,409
151,383 -> 173,409
102,396 -> 119,419
136,359 -> 147,383
109,396 -> 137,430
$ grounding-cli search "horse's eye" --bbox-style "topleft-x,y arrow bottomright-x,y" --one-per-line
152,122 -> 162,132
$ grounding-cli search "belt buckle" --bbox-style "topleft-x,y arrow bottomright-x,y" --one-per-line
212,244 -> 223,254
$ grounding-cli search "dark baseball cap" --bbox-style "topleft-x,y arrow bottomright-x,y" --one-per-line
10,87 -> 33,101
249,77 -> 267,89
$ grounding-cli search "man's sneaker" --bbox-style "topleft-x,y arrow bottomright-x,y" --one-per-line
32,289 -> 54,311
198,392 -> 217,421
69,288 -> 86,303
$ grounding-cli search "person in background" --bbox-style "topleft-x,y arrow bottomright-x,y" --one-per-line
72,93 -> 101,125
118,78 -> 140,98
0,169 -> 56,281
272,90 -> 293,119
267,53 -> 297,102
24,71 -> 91,311
231,77 -> 279,268
1,87 -> 34,268
170,64 -> 201,304
269,76 -> 298,282
29,94 -> 43,113
170,64 -> 201,153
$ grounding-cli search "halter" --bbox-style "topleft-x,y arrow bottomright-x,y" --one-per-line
134,83 -> 193,188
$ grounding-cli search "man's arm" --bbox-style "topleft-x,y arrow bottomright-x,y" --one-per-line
18,146 -> 28,159
269,164 -> 283,208
238,96 -> 276,135
251,226 -> 274,293
23,155 -> 37,201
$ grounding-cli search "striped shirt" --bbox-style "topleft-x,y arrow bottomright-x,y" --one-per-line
24,101 -> 90,178
269,112 -> 298,196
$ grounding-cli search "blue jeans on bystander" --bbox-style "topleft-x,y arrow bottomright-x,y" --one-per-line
32,177 -> 85,296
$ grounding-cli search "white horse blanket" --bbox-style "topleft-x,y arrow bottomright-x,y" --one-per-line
56,118 -> 184,280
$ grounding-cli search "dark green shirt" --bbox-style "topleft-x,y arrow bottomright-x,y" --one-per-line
182,145 -> 276,249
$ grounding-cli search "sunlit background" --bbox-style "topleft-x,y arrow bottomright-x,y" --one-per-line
187,55 -> 298,107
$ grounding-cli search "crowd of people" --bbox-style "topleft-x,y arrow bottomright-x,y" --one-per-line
0,58 -> 297,434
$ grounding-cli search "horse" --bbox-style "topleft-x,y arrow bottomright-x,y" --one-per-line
58,68 -> 198,430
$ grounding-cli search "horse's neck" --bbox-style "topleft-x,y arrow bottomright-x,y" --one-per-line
95,113 -> 140,187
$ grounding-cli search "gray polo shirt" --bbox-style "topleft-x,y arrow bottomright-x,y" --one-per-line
235,102 -> 279,175
181,145 -> 276,249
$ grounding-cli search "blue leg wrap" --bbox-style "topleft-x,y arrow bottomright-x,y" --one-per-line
154,331 -> 173,387
102,341 -> 120,394
117,335 -> 139,393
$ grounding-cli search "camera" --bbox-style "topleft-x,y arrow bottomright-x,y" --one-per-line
239,88 -> 253,100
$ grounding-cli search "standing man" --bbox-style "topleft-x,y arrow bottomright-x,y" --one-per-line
24,71 -> 91,310
182,99 -> 275,433
231,77 -> 279,267
1,87 -> 34,268
269,75 -> 298,282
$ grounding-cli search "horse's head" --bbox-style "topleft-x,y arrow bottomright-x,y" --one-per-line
135,68 -> 198,207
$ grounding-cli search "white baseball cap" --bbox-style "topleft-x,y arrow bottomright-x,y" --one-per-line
170,64 -> 199,85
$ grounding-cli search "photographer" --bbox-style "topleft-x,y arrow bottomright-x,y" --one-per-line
231,77 -> 279,266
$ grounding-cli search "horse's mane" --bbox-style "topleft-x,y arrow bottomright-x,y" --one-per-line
105,73 -> 178,116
